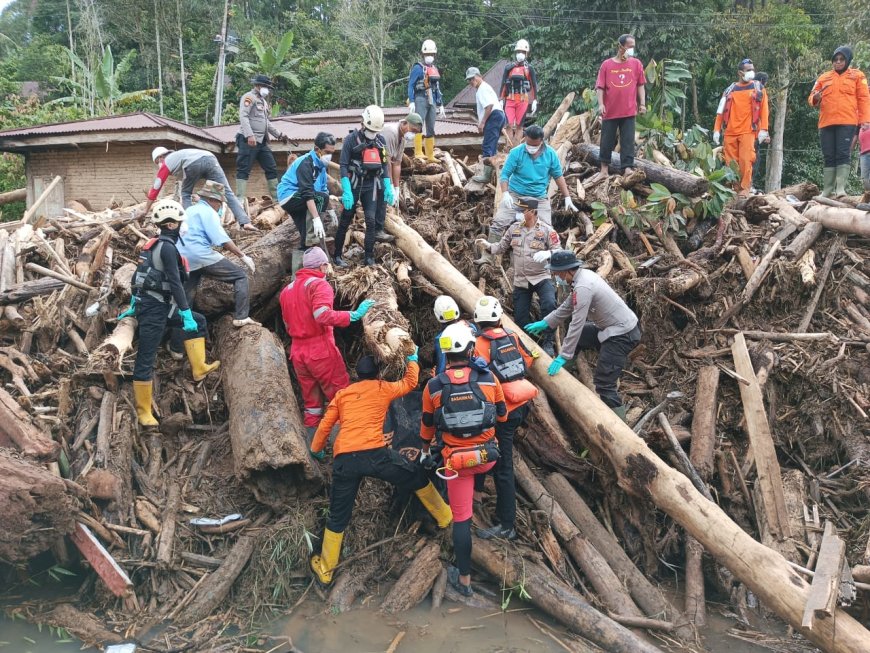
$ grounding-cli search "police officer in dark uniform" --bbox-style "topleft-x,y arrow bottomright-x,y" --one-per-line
118,199 -> 220,426
235,74 -> 289,201
334,105 -> 397,267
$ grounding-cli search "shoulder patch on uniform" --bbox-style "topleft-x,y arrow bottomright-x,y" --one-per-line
549,231 -> 560,246
244,97 -> 253,106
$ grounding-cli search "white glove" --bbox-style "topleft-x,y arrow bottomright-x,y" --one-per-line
533,250 -> 552,263
499,193 -> 514,210
564,197 -> 578,212
713,131 -> 721,145
758,130 -> 770,143
531,100 -> 538,115
241,255 -> 255,273
419,449 -> 431,466
326,209 -> 338,229
312,216 -> 325,240
438,105 -> 446,119
475,238 -> 490,250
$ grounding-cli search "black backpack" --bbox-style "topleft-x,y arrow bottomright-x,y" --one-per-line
482,329 -> 527,383
435,368 -> 497,438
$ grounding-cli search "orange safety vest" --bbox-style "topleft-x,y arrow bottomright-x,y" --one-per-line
505,63 -> 532,100
721,81 -> 764,132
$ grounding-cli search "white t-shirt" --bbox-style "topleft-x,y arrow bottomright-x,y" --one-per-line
475,81 -> 503,122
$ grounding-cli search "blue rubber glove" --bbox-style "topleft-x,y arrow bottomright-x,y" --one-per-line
350,298 -> 376,323
548,355 -> 567,376
383,177 -> 397,207
310,448 -> 326,461
179,308 -> 198,333
407,345 -> 419,362
524,320 -> 549,336
341,177 -> 354,211
117,296 -> 137,320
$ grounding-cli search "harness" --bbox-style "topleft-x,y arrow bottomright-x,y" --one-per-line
414,62 -> 441,94
132,236 -> 189,303
505,62 -> 531,100
482,329 -> 526,382
347,130 -> 387,200
434,368 -> 497,438
721,81 -> 763,132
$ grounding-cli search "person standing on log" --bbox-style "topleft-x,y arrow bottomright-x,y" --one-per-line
859,125 -> 870,207
808,46 -> 870,197
277,132 -> 337,276
377,112 -> 424,243
120,199 -> 220,426
524,250 -> 640,421
433,295 -> 479,374
751,71 -> 769,190
466,66 -> 507,183
475,197 -> 560,355
595,34 -> 646,177
713,58 -> 770,198
471,296 -> 538,540
308,349 -> 453,586
143,147 -> 255,230
500,39 -> 539,145
279,246 -> 375,432
408,39 -> 444,162
334,105 -> 396,267
421,322 -> 508,597
475,125 -> 577,266
235,74 -> 289,201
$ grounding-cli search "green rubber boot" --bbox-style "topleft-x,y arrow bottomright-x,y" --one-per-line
612,405 -> 627,422
267,177 -> 279,199
820,167 -> 835,198
472,163 -> 494,184
834,164 -> 850,197
235,178 -> 248,200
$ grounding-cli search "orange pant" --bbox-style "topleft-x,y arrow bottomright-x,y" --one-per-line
723,132 -> 757,192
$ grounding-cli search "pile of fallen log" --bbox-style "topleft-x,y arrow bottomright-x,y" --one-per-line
1,96 -> 869,653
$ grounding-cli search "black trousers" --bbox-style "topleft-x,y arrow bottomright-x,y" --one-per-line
576,324 -> 641,408
281,192 -> 328,251
487,405 -> 528,528
235,134 -> 278,181
599,116 -> 637,171
133,295 -> 206,381
326,447 -> 428,533
819,124 -> 857,167
335,180 -> 383,259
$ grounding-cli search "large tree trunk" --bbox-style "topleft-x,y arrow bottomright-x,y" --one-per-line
385,208 -> 870,653
576,143 -> 709,196
194,217 -> 300,316
215,318 -> 324,508
803,204 -> 870,237
0,449 -> 78,563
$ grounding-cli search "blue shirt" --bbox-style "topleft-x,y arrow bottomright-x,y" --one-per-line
277,150 -> 329,204
177,200 -> 230,271
500,143 -> 564,198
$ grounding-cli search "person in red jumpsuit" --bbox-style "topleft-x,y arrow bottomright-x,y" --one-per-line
279,246 -> 375,431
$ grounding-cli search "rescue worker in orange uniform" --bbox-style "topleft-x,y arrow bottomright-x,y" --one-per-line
808,46 -> 870,197
471,296 -> 538,541
713,58 -> 770,197
421,322 -> 508,597
500,39 -> 539,144
279,246 -> 375,431
308,348 -> 453,586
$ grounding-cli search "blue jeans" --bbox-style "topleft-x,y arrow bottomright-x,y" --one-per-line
482,110 -> 506,158
861,152 -> 870,191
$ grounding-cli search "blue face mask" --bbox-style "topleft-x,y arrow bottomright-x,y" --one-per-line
555,277 -> 569,289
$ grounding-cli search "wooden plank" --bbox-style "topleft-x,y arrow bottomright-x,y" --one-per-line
731,332 -> 791,540
69,522 -> 133,597
801,521 -> 845,629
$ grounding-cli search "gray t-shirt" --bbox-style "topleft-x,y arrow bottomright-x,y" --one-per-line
380,122 -> 405,164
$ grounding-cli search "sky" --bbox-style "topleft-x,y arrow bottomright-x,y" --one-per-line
0,0 -> 12,14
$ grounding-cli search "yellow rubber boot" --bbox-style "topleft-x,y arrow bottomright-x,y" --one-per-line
415,481 -> 453,528
183,337 -> 221,382
132,380 -> 159,427
424,136 -> 437,162
413,133 -> 424,158
310,528 -> 343,585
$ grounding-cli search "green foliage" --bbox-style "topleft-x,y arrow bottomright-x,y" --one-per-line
0,152 -> 25,222
235,31 -> 302,96
645,59 -> 692,124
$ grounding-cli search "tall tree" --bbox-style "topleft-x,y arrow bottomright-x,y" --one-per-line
336,0 -> 401,105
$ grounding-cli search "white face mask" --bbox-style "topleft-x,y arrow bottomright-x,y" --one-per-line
515,212 -> 525,222
743,70 -> 755,81
179,222 -> 189,237
404,131 -> 416,141
556,277 -> 568,288
624,47 -> 635,57
259,87 -> 270,97
320,153 -> 332,165
525,144 -> 541,155
363,129 -> 378,140
424,56 -> 434,65
516,52 -> 526,62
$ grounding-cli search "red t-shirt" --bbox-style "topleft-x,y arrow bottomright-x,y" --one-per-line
596,57 -> 646,120
860,126 -> 870,155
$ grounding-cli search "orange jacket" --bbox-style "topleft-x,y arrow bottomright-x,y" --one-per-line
311,361 -> 419,456
421,364 -> 507,457
713,82 -> 769,135
473,326 -> 537,413
809,68 -> 870,129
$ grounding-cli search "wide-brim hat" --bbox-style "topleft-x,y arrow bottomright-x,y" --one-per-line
198,180 -> 226,201
546,249 -> 585,271
251,74 -> 274,88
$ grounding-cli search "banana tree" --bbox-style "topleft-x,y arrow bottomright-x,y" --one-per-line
235,31 -> 301,114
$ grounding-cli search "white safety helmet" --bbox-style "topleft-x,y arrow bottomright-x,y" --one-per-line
438,321 -> 475,354
150,198 -> 186,225
515,39 -> 530,53
421,39 -> 437,55
152,146 -> 171,163
361,105 -> 385,133
434,295 -> 460,323
474,295 -> 503,324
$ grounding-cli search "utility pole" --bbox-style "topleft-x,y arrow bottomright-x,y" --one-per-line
177,0 -> 189,123
212,0 -> 230,126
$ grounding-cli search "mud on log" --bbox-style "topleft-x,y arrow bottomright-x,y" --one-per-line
380,540 -> 442,614
386,208 -> 870,653
215,318 -> 323,508
0,449 -> 78,563
576,143 -> 709,196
